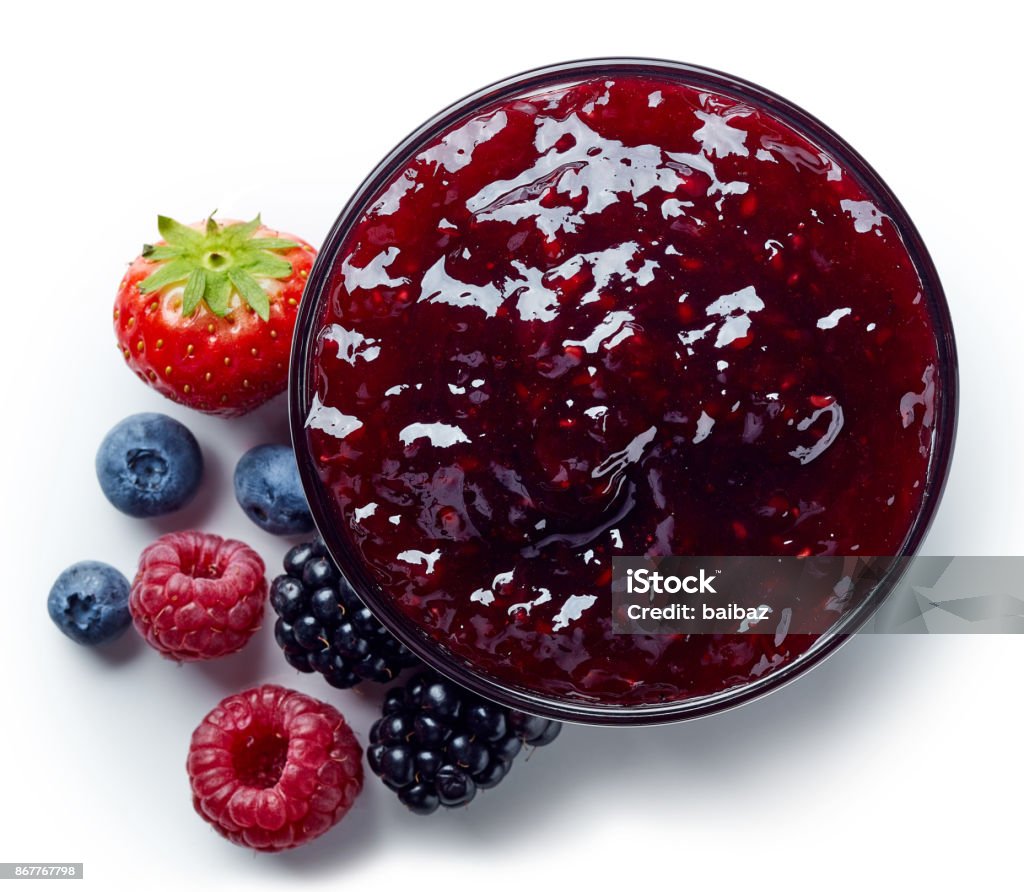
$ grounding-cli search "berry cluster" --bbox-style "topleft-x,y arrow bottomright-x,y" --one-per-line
368,670 -> 562,814
270,539 -> 420,687
51,214 -> 379,854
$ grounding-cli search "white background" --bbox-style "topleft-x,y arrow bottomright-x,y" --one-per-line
2,2 -> 1021,890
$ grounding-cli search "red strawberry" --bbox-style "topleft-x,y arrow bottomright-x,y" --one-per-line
113,214 -> 316,417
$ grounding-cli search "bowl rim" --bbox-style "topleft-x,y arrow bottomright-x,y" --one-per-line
288,57 -> 959,726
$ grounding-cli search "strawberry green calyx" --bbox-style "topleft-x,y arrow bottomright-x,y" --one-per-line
139,215 -> 299,322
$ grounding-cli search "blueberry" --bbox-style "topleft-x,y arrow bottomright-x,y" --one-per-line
95,413 -> 202,518
48,561 -> 131,645
233,444 -> 314,535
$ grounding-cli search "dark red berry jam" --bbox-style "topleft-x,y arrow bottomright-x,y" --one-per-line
300,67 -> 950,710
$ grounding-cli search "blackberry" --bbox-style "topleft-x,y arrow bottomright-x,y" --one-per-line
368,670 -> 562,814
270,539 -> 420,688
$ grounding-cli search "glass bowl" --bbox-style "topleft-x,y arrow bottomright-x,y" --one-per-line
289,58 -> 958,725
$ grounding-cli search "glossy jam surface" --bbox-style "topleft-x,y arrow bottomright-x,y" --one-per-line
304,73 -> 942,706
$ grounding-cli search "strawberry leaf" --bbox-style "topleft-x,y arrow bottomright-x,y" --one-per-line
246,237 -> 299,251
222,217 -> 262,245
243,254 -> 293,279
229,268 -> 271,321
142,244 -> 182,261
141,213 -> 301,320
157,216 -> 203,249
182,269 -> 207,316
205,272 -> 231,316
139,258 -> 193,294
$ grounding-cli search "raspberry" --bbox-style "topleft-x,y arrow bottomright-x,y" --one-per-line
187,685 -> 363,851
129,531 -> 266,661
368,670 -> 561,814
